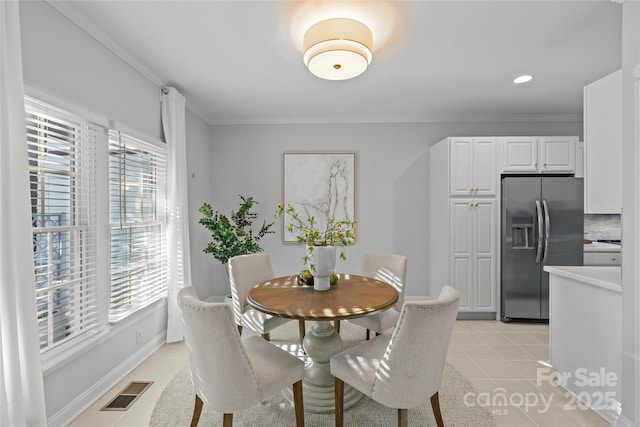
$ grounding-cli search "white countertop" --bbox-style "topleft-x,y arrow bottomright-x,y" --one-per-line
583,241 -> 621,252
544,265 -> 621,292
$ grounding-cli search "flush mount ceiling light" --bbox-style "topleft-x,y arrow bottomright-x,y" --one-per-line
514,74 -> 534,84
303,18 -> 373,81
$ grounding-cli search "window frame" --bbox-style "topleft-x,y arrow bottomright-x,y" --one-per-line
107,130 -> 168,324
23,92 -> 169,368
25,96 -> 104,355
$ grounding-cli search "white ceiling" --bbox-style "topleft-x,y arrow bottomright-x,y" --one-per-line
52,0 -> 622,125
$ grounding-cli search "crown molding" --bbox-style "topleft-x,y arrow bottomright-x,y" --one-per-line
207,114 -> 583,126
46,1 -> 211,125
47,1 -> 165,87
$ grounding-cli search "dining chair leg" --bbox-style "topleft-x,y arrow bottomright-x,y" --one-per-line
334,377 -> 344,427
262,332 -> 271,341
376,332 -> 381,337
299,320 -> 306,346
366,329 -> 370,340
190,395 -> 203,427
430,392 -> 444,427
398,408 -> 408,427
223,413 -> 233,427
293,380 -> 305,427
334,320 -> 340,333
237,325 -> 243,336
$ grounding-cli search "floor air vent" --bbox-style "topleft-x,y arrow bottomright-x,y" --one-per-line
101,381 -> 153,411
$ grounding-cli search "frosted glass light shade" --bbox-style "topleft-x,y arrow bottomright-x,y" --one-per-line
303,18 -> 373,81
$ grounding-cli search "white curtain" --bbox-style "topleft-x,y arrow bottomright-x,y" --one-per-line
0,1 -> 48,425
161,87 -> 192,343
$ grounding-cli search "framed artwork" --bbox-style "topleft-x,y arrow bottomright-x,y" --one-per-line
282,152 -> 356,242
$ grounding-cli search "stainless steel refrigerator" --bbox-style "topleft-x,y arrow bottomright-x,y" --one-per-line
501,175 -> 583,322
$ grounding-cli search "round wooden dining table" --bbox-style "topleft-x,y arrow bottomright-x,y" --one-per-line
247,274 -> 398,413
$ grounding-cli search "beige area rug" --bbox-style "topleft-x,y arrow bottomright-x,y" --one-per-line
150,321 -> 496,427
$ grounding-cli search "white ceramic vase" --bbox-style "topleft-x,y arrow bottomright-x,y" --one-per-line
307,245 -> 337,291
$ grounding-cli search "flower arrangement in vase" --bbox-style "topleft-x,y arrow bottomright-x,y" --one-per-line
275,203 -> 356,291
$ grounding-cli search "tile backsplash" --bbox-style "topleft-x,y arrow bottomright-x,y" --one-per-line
584,214 -> 622,241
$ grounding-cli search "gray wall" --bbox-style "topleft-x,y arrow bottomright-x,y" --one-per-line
185,111 -> 215,298
204,121 -> 582,300
19,1 -> 211,422
20,1 -> 161,140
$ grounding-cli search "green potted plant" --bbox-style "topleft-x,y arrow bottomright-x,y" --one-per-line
199,196 -> 275,275
275,203 -> 356,291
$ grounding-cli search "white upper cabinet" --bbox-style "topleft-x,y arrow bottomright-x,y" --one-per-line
502,137 -> 576,173
539,137 -> 576,172
502,137 -> 538,172
449,137 -> 497,197
584,69 -> 622,214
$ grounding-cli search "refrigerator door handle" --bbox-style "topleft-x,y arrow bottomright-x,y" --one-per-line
535,200 -> 543,263
543,200 -> 550,263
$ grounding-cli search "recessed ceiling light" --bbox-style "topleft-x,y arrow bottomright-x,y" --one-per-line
514,75 -> 533,84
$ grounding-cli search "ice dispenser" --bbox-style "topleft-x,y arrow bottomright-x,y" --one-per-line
512,216 -> 534,249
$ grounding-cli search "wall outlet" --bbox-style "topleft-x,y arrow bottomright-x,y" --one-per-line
136,329 -> 143,344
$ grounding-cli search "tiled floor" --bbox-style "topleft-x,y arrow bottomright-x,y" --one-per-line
448,321 -> 612,427
69,320 -> 612,427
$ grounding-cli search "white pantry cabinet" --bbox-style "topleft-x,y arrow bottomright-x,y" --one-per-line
583,69 -> 622,214
430,137 -> 498,317
502,136 -> 577,173
449,137 -> 497,197
449,199 -> 496,311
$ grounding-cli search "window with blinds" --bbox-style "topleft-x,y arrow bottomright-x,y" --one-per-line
108,130 -> 167,322
26,97 -> 101,351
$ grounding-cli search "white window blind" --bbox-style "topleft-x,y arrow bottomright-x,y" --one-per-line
25,96 -> 101,351
108,130 -> 167,322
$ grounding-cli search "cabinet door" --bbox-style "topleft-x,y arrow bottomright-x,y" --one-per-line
473,138 -> 497,196
450,199 -> 473,310
450,199 -> 496,311
502,137 -> 538,172
539,137 -> 576,172
449,138 -> 474,196
473,200 -> 496,311
584,70 -> 622,213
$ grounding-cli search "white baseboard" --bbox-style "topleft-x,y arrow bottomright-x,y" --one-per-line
47,331 -> 166,427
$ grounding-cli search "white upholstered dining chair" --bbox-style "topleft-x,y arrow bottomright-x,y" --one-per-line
228,253 -> 305,342
178,286 -> 305,427
343,252 -> 407,339
331,285 -> 460,427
